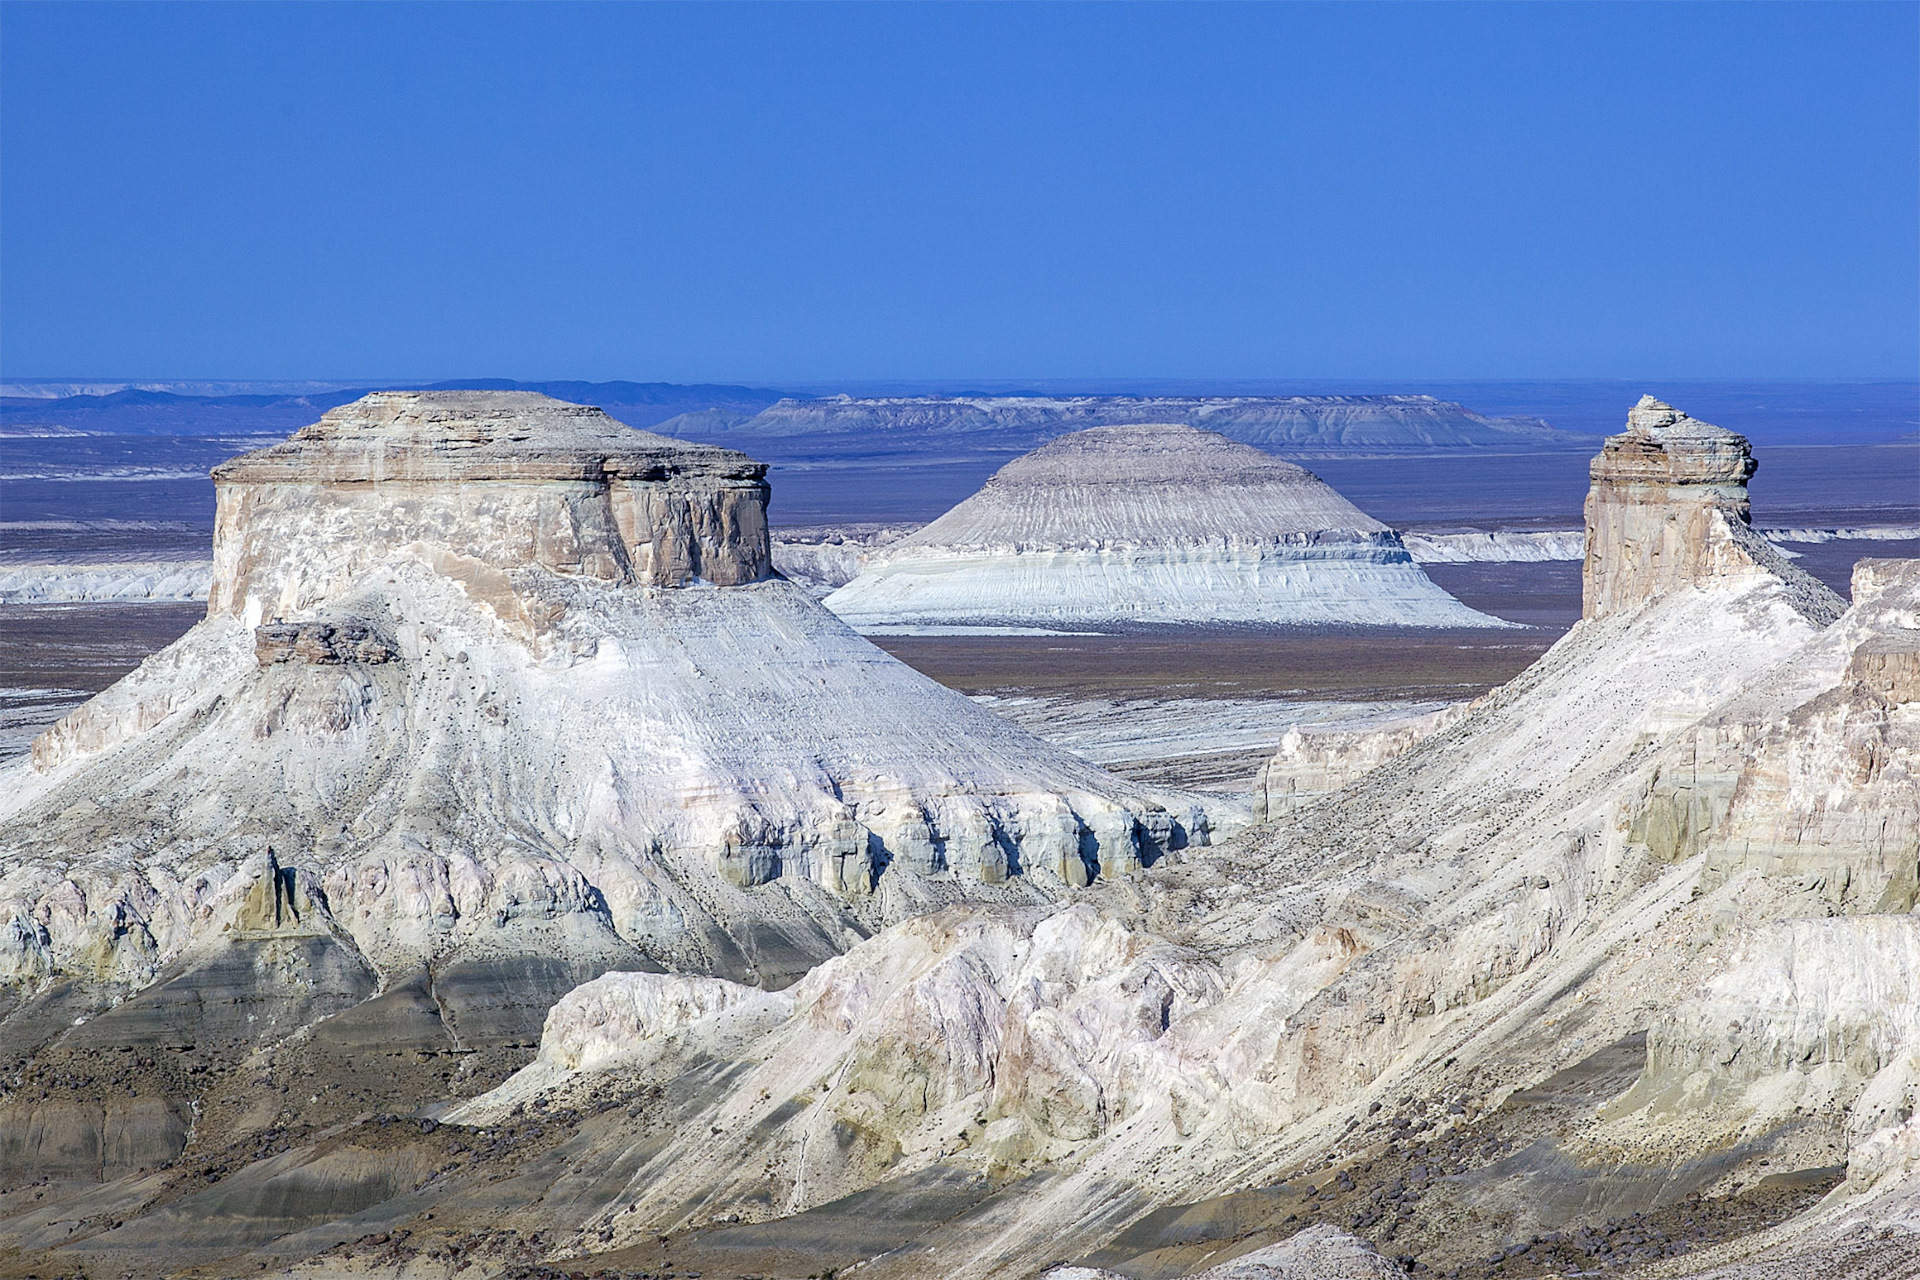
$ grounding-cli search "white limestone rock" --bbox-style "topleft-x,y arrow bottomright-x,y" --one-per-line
823,424 -> 1508,631
464,903 -> 1231,1216
1253,703 -> 1470,819
0,393 -> 1218,990
482,403 -> 1916,1276
0,560 -> 213,603
10,396 -> 1910,1275
1402,530 -> 1587,563
1621,917 -> 1920,1143
1403,525 -> 1919,566
1584,396 -> 1844,624
672,392 -> 1581,450
769,523 -> 919,597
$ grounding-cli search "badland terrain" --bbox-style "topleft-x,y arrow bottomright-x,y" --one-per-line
0,390 -> 1916,1280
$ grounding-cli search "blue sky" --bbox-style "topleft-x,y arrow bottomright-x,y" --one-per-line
2,2 -> 1915,383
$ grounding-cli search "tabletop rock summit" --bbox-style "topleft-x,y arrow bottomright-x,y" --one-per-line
0,393 -> 1214,1011
824,423 -> 1507,630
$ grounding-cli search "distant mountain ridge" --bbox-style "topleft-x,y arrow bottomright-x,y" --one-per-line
0,380 -> 786,436
655,392 -> 1590,451
2,380 -> 1592,453
9,379 -> 1915,447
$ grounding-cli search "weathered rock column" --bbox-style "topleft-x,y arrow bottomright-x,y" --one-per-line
1582,396 -> 1842,623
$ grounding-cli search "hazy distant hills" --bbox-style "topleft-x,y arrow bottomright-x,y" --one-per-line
6,378 -> 1914,451
0,380 -> 784,437
659,393 -> 1586,453
0,381 -> 1586,454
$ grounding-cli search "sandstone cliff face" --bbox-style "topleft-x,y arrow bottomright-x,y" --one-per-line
1583,396 -> 1843,623
0,393 -> 1217,1007
824,424 -> 1506,630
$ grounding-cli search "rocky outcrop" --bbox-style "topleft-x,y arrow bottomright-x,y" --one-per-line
1252,703 -> 1470,819
823,424 -> 1507,630
769,523 -> 920,597
432,410 -> 1901,1276
1400,530 -> 1588,563
0,392 -> 1216,1004
1628,916 -> 1920,1133
252,617 -> 398,667
1044,1225 -> 1406,1280
207,391 -> 773,621
522,969 -> 796,1076
457,905 -> 1230,1212
5,399 -> 1908,1277
1624,557 -> 1918,911
0,560 -> 213,603
1583,396 -> 1844,623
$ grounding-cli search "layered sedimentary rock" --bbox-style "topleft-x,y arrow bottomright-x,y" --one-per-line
1241,402 -> 1858,821
1584,396 -> 1843,623
1043,1226 -> 1406,1280
0,393 -> 1215,1006
426,400 -> 1912,1276
1625,558 -> 1916,910
5,398 -> 1914,1278
1620,915 -> 1920,1161
768,523 -> 921,597
207,390 -> 774,616
0,560 -> 214,603
823,424 -> 1506,630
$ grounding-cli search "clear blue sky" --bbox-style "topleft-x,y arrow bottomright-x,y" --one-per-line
2,2 -> 1915,383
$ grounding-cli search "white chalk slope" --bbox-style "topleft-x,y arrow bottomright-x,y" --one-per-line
823,424 -> 1507,630
452,406 -> 1919,1276
0,393 -> 1221,991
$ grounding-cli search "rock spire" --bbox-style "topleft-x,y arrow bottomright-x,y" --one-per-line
1582,395 -> 1843,622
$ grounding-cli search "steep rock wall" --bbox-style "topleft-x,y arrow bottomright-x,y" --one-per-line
207,391 -> 771,621
440,416 -> 1873,1274
1583,397 -> 1843,624
1624,558 -> 1919,912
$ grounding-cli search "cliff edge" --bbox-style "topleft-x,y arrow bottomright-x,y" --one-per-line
1584,395 -> 1844,624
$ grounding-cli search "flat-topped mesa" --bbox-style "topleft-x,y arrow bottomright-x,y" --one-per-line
823,423 -> 1507,629
890,422 -> 1391,550
6,389 -> 1218,997
1582,396 -> 1843,623
208,391 -> 771,619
